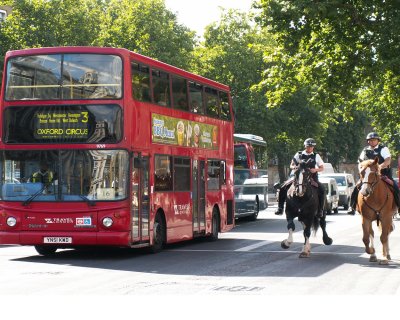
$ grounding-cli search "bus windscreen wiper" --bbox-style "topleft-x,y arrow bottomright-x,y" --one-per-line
22,184 -> 48,206
79,194 -> 96,207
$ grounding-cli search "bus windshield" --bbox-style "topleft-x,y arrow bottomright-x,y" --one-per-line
0,150 -> 128,202
5,54 -> 122,100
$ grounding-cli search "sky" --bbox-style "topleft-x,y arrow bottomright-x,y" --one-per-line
164,0 -> 255,37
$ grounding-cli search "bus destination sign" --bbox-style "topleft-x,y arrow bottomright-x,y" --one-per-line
34,110 -> 89,140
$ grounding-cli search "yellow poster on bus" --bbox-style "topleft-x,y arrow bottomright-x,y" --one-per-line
152,113 -> 218,149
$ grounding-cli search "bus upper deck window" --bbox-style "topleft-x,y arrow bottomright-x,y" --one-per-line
172,76 -> 188,111
189,81 -> 204,114
205,87 -> 220,118
131,62 -> 151,102
152,69 -> 170,107
219,91 -> 231,121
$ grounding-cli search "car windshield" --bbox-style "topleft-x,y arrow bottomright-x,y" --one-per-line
0,149 -> 128,202
326,176 -> 346,186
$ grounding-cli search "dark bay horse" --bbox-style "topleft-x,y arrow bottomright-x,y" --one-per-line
281,160 -> 333,258
357,158 -> 396,264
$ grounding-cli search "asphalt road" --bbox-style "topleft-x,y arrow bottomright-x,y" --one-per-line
1,205 -> 399,318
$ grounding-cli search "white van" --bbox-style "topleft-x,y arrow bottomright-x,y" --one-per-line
234,174 -> 268,220
319,177 -> 339,215
320,173 -> 355,210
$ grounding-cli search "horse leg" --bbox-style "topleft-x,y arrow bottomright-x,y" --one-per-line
319,216 -> 333,245
362,220 -> 377,262
281,220 -> 295,249
379,220 -> 392,264
299,222 -> 311,258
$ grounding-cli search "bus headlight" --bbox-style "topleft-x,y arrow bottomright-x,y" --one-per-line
7,216 -> 17,227
102,217 -> 113,228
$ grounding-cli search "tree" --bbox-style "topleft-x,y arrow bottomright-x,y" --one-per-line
191,8 -> 328,180
191,9 -> 271,137
95,0 -> 195,69
0,0 -> 195,72
257,0 -> 400,152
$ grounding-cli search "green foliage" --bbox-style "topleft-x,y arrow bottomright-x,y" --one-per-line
258,0 -> 400,153
191,9 -> 271,135
95,0 -> 195,69
0,0 -> 195,70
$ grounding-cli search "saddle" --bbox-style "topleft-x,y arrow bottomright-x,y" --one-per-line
381,175 -> 394,187
310,179 -> 319,188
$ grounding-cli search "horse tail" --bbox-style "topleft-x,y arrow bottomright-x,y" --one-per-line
312,215 -> 320,236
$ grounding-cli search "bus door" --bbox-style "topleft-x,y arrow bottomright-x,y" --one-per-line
192,159 -> 206,233
131,154 -> 150,243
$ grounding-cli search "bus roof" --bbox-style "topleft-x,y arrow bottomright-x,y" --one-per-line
234,134 -> 266,146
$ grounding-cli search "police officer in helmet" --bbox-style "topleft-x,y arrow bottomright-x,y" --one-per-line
275,138 -> 325,217
348,132 -> 400,214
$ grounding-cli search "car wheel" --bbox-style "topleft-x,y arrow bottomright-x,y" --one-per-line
248,199 -> 259,221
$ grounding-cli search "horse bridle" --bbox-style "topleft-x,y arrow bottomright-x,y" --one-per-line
360,168 -> 379,193
294,168 -> 312,195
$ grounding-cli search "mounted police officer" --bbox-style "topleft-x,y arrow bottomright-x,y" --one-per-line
275,138 -> 325,217
348,132 -> 400,214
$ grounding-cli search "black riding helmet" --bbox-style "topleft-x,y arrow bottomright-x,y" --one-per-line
366,132 -> 381,141
304,138 -> 316,147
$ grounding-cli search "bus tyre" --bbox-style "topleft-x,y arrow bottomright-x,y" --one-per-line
208,209 -> 219,241
34,245 -> 57,256
150,213 -> 165,253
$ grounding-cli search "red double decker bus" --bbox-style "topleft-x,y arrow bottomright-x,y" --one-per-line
0,47 -> 235,255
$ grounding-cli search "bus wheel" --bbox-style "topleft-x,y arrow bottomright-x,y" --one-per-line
150,213 -> 165,253
34,245 -> 57,256
208,208 -> 219,241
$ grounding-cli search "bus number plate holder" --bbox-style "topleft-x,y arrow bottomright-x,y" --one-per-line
43,237 -> 72,244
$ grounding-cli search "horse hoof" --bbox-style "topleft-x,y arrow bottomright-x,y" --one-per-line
369,255 -> 378,262
387,255 -> 392,261
323,236 -> 333,246
299,252 -> 310,258
281,240 -> 290,249
379,259 -> 389,265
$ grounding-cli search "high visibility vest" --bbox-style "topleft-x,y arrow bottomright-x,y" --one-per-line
31,171 -> 53,184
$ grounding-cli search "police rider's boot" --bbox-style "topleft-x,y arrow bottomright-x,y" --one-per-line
274,207 -> 284,215
316,194 -> 324,218
347,200 -> 356,215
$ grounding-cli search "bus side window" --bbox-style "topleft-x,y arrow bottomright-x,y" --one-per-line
131,62 -> 151,102
172,76 -> 189,111
189,81 -> 204,114
152,69 -> 170,107
219,91 -> 231,121
154,155 -> 173,191
205,87 -> 220,118
173,157 -> 190,191
207,160 -> 221,190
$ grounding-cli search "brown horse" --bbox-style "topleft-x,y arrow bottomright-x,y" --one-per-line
357,158 -> 396,264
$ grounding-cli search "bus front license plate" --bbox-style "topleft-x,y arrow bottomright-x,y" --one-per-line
43,237 -> 72,244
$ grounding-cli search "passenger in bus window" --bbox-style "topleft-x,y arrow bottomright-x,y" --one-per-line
191,100 -> 200,113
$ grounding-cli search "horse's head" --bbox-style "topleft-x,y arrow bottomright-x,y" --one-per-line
359,157 -> 380,197
293,160 -> 312,197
